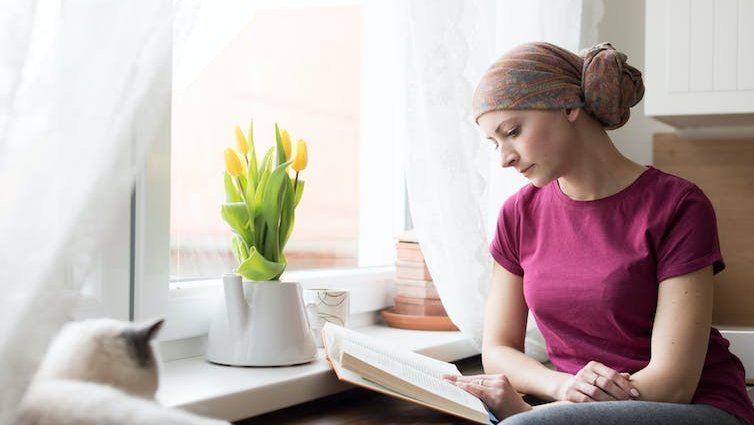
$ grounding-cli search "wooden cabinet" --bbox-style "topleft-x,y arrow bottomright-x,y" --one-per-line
645,0 -> 754,129
654,133 -> 754,381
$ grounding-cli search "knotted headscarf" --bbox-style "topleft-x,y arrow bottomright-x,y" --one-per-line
472,42 -> 644,130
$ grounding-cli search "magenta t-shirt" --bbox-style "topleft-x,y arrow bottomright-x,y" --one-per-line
490,166 -> 754,424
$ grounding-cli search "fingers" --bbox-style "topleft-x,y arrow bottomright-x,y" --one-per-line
580,376 -> 617,402
443,373 -> 501,382
442,373 -> 502,387
450,375 -> 532,420
455,380 -> 488,399
444,374 -> 501,404
581,361 -> 640,401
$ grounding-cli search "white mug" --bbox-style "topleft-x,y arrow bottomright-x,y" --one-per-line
303,288 -> 349,347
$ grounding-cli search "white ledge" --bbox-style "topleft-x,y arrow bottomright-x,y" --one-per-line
157,325 -> 480,422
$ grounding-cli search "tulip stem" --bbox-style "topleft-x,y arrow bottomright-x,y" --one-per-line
235,176 -> 246,203
235,176 -> 254,222
294,172 -> 299,191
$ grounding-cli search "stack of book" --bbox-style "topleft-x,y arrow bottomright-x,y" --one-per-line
394,237 -> 447,317
380,230 -> 457,331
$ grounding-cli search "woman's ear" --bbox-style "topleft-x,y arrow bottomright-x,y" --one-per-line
564,108 -> 580,123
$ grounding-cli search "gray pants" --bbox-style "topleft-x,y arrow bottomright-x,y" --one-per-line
499,401 -> 744,425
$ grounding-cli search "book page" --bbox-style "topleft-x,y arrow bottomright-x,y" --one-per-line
322,322 -> 488,424
340,337 -> 486,412
329,324 -> 459,376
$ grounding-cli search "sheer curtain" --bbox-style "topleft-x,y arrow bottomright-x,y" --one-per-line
366,0 -> 604,354
0,0 -> 172,420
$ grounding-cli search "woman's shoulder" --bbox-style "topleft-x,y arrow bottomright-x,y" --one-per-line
641,166 -> 708,202
503,182 -> 544,210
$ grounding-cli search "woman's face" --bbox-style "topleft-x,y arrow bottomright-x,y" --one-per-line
478,109 -> 577,187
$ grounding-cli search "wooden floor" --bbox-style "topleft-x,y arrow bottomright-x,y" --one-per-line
236,356 -> 485,425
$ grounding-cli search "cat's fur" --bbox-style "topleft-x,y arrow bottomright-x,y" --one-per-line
15,318 -> 229,425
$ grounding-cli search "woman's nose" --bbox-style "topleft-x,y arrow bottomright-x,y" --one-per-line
501,149 -> 518,168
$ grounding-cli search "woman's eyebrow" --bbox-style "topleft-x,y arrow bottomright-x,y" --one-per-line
493,118 -> 517,135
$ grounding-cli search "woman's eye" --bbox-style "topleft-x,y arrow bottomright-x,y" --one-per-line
506,127 -> 520,138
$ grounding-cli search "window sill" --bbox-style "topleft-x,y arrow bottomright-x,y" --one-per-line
157,324 -> 480,422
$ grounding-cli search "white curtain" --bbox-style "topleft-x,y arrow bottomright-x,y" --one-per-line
369,0 -> 604,354
0,0 -> 172,420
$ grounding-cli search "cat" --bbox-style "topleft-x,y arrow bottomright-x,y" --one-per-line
15,318 -> 229,425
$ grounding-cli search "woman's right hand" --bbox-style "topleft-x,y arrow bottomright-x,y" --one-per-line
556,361 -> 640,402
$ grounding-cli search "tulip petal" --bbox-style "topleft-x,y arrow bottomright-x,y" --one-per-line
292,139 -> 308,172
281,129 -> 292,161
224,148 -> 244,177
235,126 -> 249,155
248,120 -> 258,188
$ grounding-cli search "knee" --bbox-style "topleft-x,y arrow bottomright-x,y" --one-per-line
499,408 -> 569,425
499,410 -> 539,424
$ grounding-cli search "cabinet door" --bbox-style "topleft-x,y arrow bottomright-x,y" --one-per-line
645,0 -> 754,125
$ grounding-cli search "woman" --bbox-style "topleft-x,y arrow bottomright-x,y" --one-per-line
443,42 -> 754,424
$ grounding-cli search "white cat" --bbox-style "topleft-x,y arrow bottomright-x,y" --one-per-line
15,318 -> 229,425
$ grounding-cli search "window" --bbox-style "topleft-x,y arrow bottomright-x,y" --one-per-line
170,4 -> 365,282
132,1 -> 407,342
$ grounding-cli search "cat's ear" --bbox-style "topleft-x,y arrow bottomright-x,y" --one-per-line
135,317 -> 164,342
122,318 -> 164,367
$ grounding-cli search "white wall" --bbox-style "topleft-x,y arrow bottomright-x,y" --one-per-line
597,0 -> 674,165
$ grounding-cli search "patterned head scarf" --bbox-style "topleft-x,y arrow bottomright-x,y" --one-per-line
472,42 -> 644,130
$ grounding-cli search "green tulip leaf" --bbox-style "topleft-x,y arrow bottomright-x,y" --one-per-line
224,172 -> 241,202
259,147 -> 274,178
237,246 -> 285,281
231,235 -> 242,263
244,180 -> 256,215
275,123 -> 286,167
260,161 -> 293,261
293,180 -> 305,207
278,173 -> 296,249
254,214 -> 266,252
231,234 -> 250,263
221,202 -> 252,245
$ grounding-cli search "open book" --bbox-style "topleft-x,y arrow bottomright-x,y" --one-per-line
322,322 -> 489,424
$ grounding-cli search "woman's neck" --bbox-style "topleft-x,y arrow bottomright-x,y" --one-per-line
557,128 -> 646,201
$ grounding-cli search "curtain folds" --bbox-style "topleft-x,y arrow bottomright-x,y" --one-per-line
0,0 -> 172,419
388,0 -> 602,355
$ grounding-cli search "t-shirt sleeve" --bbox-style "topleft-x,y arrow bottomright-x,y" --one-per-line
490,194 -> 524,276
656,186 -> 725,282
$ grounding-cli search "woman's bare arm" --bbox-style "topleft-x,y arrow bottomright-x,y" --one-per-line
629,266 -> 714,403
482,262 -> 571,400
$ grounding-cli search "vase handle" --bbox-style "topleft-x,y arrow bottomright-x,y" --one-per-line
222,273 -> 247,338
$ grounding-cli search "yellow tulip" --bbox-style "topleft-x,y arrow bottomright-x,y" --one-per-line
235,126 -> 249,155
292,139 -> 308,172
224,148 -> 244,177
281,129 -> 292,161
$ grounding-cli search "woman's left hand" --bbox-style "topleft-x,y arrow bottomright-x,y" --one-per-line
443,373 -> 532,420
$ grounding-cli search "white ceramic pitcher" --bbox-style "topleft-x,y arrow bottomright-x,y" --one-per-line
206,273 -> 317,366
